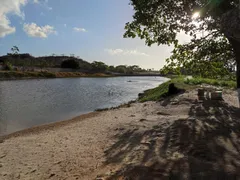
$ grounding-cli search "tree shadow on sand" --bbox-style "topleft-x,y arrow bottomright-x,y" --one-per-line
102,99 -> 240,180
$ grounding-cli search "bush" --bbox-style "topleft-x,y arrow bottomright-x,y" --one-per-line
4,62 -> 13,71
61,59 -> 80,69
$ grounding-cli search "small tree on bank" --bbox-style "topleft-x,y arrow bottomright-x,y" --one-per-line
11,46 -> 19,55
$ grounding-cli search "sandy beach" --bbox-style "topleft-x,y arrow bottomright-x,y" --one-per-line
0,88 -> 240,180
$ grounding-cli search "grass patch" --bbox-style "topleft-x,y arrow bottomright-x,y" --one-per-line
184,77 -> 236,89
139,76 -> 236,102
139,77 -> 193,102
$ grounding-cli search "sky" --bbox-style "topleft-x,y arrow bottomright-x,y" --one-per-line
0,0 -> 191,69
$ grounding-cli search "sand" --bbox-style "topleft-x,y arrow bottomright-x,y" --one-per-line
0,88 -> 240,180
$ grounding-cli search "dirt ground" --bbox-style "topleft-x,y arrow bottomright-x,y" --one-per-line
0,88 -> 240,180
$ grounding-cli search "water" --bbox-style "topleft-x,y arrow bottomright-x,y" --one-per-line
0,76 -> 167,135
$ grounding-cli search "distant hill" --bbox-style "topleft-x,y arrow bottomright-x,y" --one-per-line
0,54 -> 92,70
0,53 -> 155,74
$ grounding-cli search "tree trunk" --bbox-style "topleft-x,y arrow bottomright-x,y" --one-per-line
221,7 -> 240,106
228,37 -> 240,106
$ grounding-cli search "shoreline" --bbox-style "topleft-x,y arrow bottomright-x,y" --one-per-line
0,100 -> 138,140
0,112 -> 100,141
0,71 -> 165,81
0,87 -> 239,179
0,76 -> 114,82
0,73 -> 114,82
0,76 -> 164,138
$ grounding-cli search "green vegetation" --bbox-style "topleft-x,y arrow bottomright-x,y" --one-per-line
139,77 -> 190,102
0,71 -> 112,80
61,59 -> 80,69
0,71 -> 56,79
4,62 -> 13,71
184,77 -> 236,89
91,61 -> 108,73
125,0 -> 240,97
139,77 -> 236,102
0,46 -> 152,75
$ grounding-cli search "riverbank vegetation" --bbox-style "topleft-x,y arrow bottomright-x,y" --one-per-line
124,0 -> 240,103
0,71 -> 112,80
139,77 -> 236,102
0,46 -> 161,79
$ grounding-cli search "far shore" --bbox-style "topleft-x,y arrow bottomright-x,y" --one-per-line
0,70 -> 164,81
0,71 -> 113,81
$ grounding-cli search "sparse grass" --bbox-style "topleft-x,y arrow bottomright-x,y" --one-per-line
139,76 -> 236,102
95,101 -> 135,111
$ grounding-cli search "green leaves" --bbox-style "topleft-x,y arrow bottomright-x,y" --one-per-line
160,33 -> 235,79
125,0 -> 238,45
126,0 -> 237,80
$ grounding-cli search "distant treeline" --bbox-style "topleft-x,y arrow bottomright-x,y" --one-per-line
0,53 -> 152,74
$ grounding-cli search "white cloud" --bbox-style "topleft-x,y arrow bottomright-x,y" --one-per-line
106,49 -> 123,55
33,0 -> 39,3
0,0 -> 27,38
73,27 -> 87,32
105,49 -> 149,56
23,23 -> 57,38
33,0 -> 52,10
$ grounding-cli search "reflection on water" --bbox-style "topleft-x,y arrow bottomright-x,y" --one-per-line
0,76 -> 167,135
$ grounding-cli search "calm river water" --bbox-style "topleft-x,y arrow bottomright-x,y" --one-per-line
0,76 -> 167,135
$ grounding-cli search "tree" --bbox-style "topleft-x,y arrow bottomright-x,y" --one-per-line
108,66 -> 116,72
39,59 -> 48,71
124,0 -> 240,100
91,61 -> 108,72
160,36 -> 235,79
61,59 -> 79,69
115,65 -> 127,74
11,46 -> 19,55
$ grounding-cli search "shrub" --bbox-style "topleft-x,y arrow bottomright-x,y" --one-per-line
4,62 -> 13,71
61,59 -> 79,69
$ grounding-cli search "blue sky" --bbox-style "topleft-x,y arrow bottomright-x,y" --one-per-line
0,0 -> 190,69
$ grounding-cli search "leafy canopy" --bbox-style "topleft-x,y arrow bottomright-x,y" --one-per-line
124,0 -> 239,78
160,34 -> 235,78
124,0 -> 238,46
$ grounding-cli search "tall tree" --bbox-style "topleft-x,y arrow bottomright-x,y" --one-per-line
11,46 -> 19,55
124,0 -> 240,101
91,61 -> 108,72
